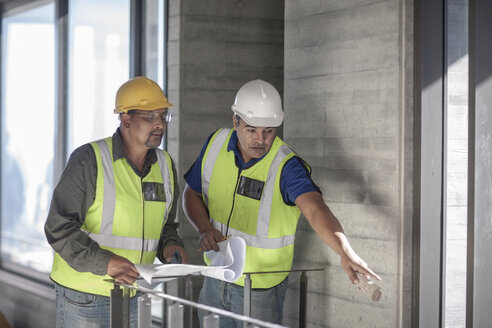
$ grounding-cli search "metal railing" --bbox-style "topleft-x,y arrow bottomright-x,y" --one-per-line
242,269 -> 323,328
109,269 -> 323,328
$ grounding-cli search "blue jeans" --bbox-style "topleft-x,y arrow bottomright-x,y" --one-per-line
55,283 -> 138,328
198,277 -> 288,328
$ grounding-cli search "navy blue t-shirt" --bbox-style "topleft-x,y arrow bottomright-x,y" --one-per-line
183,130 -> 320,205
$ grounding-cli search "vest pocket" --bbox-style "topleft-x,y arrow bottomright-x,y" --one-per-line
236,176 -> 264,200
142,182 -> 166,201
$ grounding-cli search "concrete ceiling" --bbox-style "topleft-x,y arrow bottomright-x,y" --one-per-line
0,0 -> 40,12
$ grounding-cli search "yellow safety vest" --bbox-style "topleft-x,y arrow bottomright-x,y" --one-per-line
201,129 -> 305,289
50,137 -> 174,296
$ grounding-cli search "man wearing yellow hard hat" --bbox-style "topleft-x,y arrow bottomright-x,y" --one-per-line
45,76 -> 188,327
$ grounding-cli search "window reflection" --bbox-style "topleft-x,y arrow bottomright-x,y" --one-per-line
145,0 -> 165,87
1,0 -> 167,321
144,0 -> 166,319
68,0 -> 130,153
1,3 -> 55,273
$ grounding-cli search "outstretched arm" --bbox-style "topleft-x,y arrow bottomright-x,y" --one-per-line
295,191 -> 381,283
183,184 -> 224,252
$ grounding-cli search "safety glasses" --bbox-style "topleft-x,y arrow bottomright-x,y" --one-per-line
130,110 -> 173,123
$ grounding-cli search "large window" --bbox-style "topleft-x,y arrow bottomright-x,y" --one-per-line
2,0 -> 167,272
1,3 -> 56,273
445,1 -> 468,326
1,0 -> 168,322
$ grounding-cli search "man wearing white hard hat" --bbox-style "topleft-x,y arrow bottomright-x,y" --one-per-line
183,79 -> 380,327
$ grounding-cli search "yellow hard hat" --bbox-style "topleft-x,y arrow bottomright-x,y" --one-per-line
114,76 -> 172,113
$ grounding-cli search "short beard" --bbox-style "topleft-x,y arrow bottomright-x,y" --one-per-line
146,129 -> 164,148
146,139 -> 161,148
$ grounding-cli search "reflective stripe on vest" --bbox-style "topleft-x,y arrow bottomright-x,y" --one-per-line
202,128 -> 230,207
210,220 -> 295,249
156,150 -> 173,222
202,129 -> 295,249
81,139 -> 173,252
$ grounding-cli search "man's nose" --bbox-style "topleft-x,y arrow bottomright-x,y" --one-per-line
255,131 -> 265,144
154,117 -> 165,128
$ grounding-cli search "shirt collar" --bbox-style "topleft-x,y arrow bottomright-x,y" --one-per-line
227,130 -> 265,170
112,128 -> 127,162
112,128 -> 157,175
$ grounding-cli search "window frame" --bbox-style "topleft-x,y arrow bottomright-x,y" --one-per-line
0,0 -> 57,285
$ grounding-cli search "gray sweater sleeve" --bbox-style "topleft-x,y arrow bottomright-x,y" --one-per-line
156,156 -> 184,263
44,144 -> 114,276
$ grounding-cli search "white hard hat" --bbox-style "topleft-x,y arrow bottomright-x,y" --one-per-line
231,79 -> 284,127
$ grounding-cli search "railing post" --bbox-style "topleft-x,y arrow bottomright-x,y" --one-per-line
138,293 -> 152,328
202,313 -> 219,328
185,277 -> 193,328
163,279 -> 178,327
110,284 -> 130,328
162,282 -> 168,327
243,273 -> 252,328
110,284 -> 122,328
123,286 -> 130,328
167,302 -> 184,328
299,271 -> 307,328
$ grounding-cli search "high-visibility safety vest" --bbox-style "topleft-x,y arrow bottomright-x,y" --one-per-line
202,128 -> 306,289
50,137 -> 174,297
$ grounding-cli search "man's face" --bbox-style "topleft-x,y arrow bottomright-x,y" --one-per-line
125,109 -> 170,149
233,115 -> 277,163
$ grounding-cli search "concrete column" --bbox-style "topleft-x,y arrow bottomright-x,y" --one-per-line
166,1 -> 284,324
284,1 -> 414,327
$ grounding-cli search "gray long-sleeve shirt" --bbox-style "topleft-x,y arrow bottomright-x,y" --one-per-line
44,128 -> 183,276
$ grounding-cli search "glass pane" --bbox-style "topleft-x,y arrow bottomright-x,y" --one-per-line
445,0 -> 468,327
67,0 -> 130,153
145,0 -> 167,151
145,0 -> 166,320
1,3 -> 55,273
145,0 -> 165,87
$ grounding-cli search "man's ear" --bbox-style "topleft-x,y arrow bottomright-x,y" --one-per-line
232,114 -> 240,129
121,113 -> 131,129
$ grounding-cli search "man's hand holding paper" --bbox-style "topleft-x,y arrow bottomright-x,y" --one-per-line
134,236 -> 246,286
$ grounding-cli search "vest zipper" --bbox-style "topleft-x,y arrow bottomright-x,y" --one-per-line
139,177 -> 145,263
225,168 -> 242,236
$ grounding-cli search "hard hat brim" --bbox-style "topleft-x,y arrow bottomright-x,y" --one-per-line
233,110 -> 283,127
114,101 -> 173,114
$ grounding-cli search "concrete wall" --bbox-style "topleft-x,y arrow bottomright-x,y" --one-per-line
283,1 -> 414,327
167,0 -> 416,327
167,0 -> 284,185
167,0 -> 284,263
168,0 -> 416,327
0,1 -> 475,328
166,0 -> 284,325
0,1 -> 416,327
